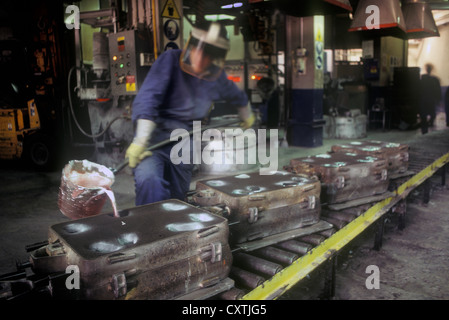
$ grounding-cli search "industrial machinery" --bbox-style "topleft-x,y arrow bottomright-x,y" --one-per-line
0,99 -> 53,170
0,36 -> 56,170
65,0 -> 288,169
66,1 -> 179,169
0,102 -> 38,158
108,30 -> 153,97
63,3 -> 155,164
0,138 -> 414,300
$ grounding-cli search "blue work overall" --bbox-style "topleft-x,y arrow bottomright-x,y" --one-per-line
131,49 -> 248,205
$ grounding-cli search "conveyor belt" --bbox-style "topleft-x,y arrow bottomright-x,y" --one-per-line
217,130 -> 449,300
3,132 -> 446,301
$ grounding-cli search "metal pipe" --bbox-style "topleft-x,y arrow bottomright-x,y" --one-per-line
319,228 -> 336,238
299,234 -> 325,246
275,240 -> 312,255
322,254 -> 337,299
393,199 -> 407,231
321,211 -> 357,223
320,216 -> 347,230
138,0 -> 145,25
25,240 -> 49,252
131,0 -> 138,28
423,179 -> 431,204
253,246 -> 299,266
233,253 -> 282,278
441,164 -> 446,186
151,0 -> 159,59
217,287 -> 246,300
0,270 -> 27,281
230,266 -> 265,290
373,218 -> 385,251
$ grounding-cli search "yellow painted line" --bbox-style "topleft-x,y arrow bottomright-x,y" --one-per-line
396,153 -> 449,197
242,152 -> 449,300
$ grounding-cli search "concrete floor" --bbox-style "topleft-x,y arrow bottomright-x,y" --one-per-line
280,173 -> 449,300
0,115 -> 448,300
337,184 -> 449,300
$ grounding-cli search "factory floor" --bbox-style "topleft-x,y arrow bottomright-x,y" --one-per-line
281,172 -> 449,300
0,112 -> 448,300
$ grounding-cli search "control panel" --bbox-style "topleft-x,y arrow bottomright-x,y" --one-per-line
248,63 -> 270,90
108,30 -> 153,96
224,62 -> 245,91
224,61 -> 270,91
224,61 -> 270,104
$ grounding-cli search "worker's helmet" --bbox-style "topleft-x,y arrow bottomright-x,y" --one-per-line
180,21 -> 230,81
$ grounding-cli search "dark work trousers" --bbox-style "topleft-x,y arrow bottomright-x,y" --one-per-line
133,143 -> 193,206
419,104 -> 436,134
420,112 -> 429,134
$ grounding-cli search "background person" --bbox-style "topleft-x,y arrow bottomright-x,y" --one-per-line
256,77 -> 280,129
445,86 -> 449,127
419,63 -> 441,134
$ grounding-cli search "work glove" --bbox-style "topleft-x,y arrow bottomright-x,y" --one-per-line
238,104 -> 255,129
241,112 -> 255,129
126,119 -> 156,168
125,143 -> 153,168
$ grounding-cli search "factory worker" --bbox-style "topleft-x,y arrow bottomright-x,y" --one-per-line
445,87 -> 449,127
126,21 -> 254,206
419,63 -> 441,134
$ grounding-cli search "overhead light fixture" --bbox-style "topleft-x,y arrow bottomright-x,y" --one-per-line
221,2 -> 243,9
402,0 -> 440,39
205,14 -> 236,21
348,0 -> 407,39
323,0 -> 353,12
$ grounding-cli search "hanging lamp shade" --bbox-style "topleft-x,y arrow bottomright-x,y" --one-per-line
348,0 -> 407,39
273,0 -> 352,17
402,0 -> 440,39
324,0 -> 353,12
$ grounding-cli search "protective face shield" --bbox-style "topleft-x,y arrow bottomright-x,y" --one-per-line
180,22 -> 230,81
